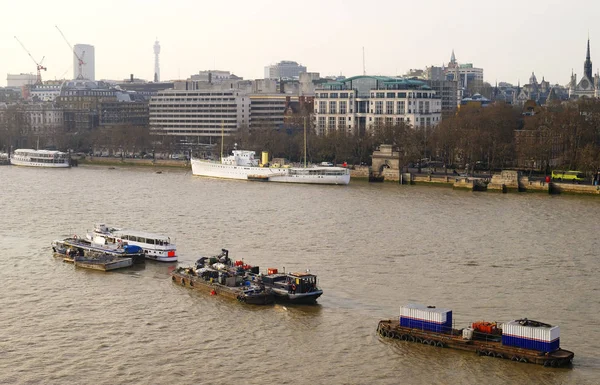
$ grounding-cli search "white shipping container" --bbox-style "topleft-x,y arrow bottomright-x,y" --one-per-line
502,321 -> 560,342
400,304 -> 450,323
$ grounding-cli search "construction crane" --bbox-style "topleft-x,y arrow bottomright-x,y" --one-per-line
55,25 -> 86,79
14,36 -> 46,85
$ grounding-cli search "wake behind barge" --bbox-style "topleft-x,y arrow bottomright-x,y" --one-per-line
378,304 -> 574,368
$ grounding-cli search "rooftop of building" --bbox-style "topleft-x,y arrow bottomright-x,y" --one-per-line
318,75 -> 432,91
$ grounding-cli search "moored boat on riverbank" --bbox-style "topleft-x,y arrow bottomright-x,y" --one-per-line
377,304 -> 574,368
10,149 -> 70,168
191,150 -> 350,185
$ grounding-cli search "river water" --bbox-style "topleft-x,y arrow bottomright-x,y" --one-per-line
0,165 -> 598,385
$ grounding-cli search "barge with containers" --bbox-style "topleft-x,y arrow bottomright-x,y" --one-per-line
171,249 -> 274,305
377,304 -> 574,368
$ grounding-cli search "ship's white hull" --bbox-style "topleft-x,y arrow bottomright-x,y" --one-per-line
191,159 -> 350,185
10,159 -> 70,168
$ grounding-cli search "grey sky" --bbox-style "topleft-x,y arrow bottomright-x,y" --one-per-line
1,0 -> 598,86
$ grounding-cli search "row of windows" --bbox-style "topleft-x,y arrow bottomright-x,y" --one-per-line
150,104 -> 237,108
150,110 -> 243,117
152,97 -> 235,102
317,91 -> 439,99
153,128 -> 236,133
162,93 -> 236,97
151,119 -> 238,124
63,91 -> 113,97
317,92 -> 352,98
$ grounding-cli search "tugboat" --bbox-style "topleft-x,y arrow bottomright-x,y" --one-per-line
258,268 -> 323,304
377,303 -> 574,368
171,249 -> 274,305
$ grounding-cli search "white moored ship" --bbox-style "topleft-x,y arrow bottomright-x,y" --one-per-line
10,149 -> 70,168
88,224 -> 177,262
190,150 -> 350,185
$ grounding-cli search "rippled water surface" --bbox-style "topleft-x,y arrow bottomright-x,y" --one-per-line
0,165 -> 599,384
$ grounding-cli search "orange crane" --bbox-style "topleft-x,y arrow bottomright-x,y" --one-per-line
14,36 -> 46,84
55,25 -> 86,79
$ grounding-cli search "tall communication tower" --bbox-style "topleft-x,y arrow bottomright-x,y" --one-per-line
153,39 -> 161,82
362,47 -> 366,76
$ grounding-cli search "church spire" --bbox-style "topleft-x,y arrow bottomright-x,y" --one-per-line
450,49 -> 456,64
584,37 -> 593,80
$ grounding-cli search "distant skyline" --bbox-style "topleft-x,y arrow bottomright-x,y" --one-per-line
1,0 -> 599,87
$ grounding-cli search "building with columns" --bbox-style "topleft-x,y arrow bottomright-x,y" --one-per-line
313,76 -> 442,135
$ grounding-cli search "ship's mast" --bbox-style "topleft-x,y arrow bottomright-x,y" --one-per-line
304,116 -> 307,168
220,120 -> 224,162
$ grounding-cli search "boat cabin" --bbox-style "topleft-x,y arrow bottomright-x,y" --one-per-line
262,271 -> 318,293
288,272 -> 318,293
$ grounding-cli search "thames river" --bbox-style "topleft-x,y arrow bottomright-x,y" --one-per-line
0,165 -> 598,385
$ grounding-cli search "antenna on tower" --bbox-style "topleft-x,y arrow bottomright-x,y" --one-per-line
362,47 -> 366,76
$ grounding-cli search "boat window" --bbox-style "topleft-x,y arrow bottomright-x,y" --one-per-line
147,238 -> 155,245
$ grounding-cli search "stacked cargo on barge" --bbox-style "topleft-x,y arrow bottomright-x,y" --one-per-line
377,304 -> 574,368
399,304 -> 452,333
502,319 -> 560,352
171,249 -> 274,305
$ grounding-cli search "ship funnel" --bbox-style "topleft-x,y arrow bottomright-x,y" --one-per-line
261,151 -> 269,166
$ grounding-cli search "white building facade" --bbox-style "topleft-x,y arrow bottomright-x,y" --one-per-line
149,89 -> 250,139
30,84 -> 62,102
73,44 -> 95,80
264,61 -> 307,79
313,76 -> 442,135
24,103 -> 64,134
7,73 -> 38,88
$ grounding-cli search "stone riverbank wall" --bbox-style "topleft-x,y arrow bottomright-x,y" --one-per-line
350,167 -> 600,196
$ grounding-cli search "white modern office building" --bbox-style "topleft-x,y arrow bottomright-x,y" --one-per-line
73,44 -> 95,80
149,90 -> 250,140
313,76 -> 442,135
6,73 -> 38,88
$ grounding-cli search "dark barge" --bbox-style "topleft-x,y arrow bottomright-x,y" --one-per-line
377,304 -> 574,368
171,249 -> 274,305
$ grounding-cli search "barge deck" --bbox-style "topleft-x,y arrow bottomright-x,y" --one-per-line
172,269 -> 274,305
377,320 -> 574,367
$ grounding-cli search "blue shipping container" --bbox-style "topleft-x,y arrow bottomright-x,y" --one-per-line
400,316 -> 453,334
501,335 -> 560,352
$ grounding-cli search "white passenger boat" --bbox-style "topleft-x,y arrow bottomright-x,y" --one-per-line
190,150 -> 350,185
10,149 -> 70,168
88,223 -> 177,262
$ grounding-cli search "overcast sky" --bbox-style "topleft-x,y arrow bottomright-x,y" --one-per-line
1,0 -> 598,87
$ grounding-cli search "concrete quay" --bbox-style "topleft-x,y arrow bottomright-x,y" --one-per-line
350,167 -> 600,196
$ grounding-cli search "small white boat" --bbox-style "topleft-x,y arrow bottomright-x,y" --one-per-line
88,223 -> 177,262
10,149 -> 70,168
